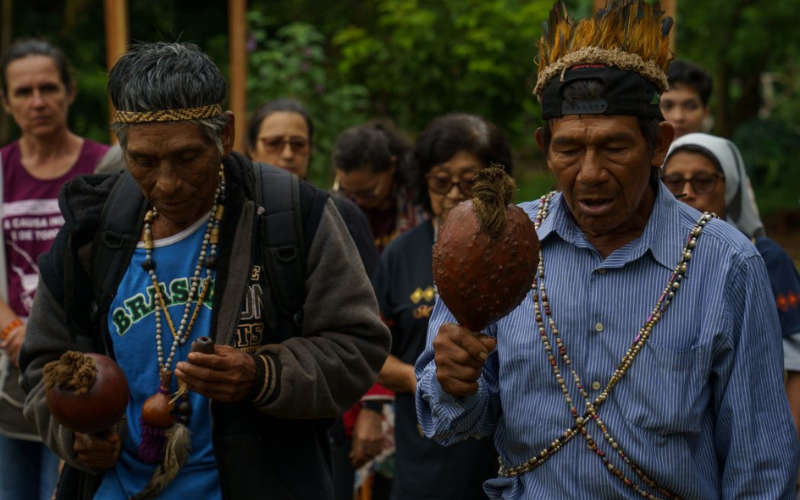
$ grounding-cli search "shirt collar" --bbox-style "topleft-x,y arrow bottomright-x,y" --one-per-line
537,182 -> 684,271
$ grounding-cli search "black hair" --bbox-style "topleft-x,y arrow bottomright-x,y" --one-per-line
247,98 -> 314,152
108,42 -> 228,150
666,60 -> 713,106
332,121 -> 412,183
1,38 -> 73,97
413,113 -> 514,211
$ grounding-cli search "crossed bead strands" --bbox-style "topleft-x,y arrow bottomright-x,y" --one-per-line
142,167 -> 225,386
498,192 -> 714,500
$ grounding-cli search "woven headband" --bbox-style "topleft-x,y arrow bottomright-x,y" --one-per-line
534,47 -> 668,97
112,104 -> 224,124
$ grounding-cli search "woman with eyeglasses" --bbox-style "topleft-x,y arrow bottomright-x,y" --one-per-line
332,123 -> 428,253
662,133 -> 800,455
372,113 -> 510,500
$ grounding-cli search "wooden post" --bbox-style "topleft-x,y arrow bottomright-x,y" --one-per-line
0,0 -> 13,145
103,0 -> 128,143
228,0 -> 247,153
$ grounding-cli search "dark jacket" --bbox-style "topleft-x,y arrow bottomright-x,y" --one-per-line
18,153 -> 390,499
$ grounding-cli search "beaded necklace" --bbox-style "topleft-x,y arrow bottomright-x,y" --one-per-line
499,192 -> 714,500
141,167 -> 225,389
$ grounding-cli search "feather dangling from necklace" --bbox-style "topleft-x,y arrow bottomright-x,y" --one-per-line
130,422 -> 192,500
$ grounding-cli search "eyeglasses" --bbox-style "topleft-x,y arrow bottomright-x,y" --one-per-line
259,136 -> 309,154
337,182 -> 381,201
662,173 -> 722,195
333,171 -> 391,202
426,171 -> 478,196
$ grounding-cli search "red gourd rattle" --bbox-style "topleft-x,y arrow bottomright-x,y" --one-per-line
43,351 -> 129,434
432,167 -> 540,332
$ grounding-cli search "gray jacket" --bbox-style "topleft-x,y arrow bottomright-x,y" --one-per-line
19,155 -> 390,499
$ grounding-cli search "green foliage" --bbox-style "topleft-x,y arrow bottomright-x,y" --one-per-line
247,14 -> 370,187
332,0 -> 552,151
734,119 -> 800,216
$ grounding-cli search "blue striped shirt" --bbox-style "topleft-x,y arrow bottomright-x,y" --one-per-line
415,183 -> 800,499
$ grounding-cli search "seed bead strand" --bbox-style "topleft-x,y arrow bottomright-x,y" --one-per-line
499,192 -> 713,500
142,166 -> 226,381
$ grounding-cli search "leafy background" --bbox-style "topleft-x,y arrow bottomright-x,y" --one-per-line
2,0 -> 799,259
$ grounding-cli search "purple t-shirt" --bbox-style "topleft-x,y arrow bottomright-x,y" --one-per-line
1,139 -> 108,317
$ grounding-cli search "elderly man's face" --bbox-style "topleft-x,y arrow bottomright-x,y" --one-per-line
124,118 -> 232,230
538,115 -> 670,239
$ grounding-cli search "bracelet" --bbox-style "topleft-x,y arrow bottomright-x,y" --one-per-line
1,319 -> 22,339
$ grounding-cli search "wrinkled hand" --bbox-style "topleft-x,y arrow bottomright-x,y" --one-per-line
1,324 -> 25,368
73,431 -> 121,470
174,345 -> 256,402
433,323 -> 496,398
349,407 -> 386,468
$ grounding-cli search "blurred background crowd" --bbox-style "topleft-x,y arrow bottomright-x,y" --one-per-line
1,1 -> 799,499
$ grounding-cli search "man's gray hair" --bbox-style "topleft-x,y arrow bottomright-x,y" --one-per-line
108,42 -> 228,154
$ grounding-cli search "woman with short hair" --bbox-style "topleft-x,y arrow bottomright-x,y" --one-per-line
373,113 -> 510,499
0,38 -> 108,500
333,122 -> 428,252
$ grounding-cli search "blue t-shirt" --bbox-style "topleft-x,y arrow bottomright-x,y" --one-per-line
95,215 -> 222,499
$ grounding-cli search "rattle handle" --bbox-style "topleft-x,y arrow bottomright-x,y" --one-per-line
190,336 -> 215,355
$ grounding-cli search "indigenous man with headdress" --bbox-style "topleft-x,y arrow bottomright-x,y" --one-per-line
17,42 -> 390,500
415,1 -> 799,498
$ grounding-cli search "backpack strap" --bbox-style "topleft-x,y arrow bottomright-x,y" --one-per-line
253,163 -> 306,335
88,171 -> 147,326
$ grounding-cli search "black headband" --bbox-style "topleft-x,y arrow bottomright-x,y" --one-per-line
540,65 -> 662,120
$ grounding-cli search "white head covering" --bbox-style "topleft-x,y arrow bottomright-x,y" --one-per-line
664,132 -> 765,238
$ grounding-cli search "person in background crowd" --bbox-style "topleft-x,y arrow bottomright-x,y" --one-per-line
373,112 -> 506,500
248,99 -> 386,500
0,38 -> 108,500
659,60 -> 712,138
332,123 -> 429,253
662,132 -> 800,489
331,121 -> 431,500
247,98 -> 378,275
416,2 -> 799,498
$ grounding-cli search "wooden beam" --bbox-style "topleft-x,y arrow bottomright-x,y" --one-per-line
0,0 -> 13,145
103,0 -> 128,143
228,0 -> 248,153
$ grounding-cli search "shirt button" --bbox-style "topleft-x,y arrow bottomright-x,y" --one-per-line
594,322 -> 604,332
591,381 -> 602,391
597,268 -> 607,275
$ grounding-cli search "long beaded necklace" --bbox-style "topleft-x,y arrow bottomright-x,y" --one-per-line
142,166 -> 225,395
499,192 -> 714,500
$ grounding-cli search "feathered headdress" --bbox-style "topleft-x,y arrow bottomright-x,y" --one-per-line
534,0 -> 673,97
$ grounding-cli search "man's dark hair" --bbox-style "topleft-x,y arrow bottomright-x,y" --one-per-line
413,113 -> 513,211
1,38 -> 73,97
108,42 -> 228,151
247,98 -> 314,152
666,60 -> 713,106
332,121 -> 413,185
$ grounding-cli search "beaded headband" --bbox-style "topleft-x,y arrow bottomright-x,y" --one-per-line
112,104 -> 224,124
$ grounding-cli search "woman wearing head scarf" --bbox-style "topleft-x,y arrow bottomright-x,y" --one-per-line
662,133 -> 800,456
